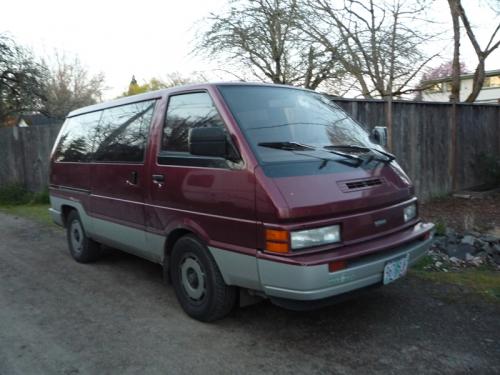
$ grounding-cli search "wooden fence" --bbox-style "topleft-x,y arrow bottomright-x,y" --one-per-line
0,99 -> 498,200
333,98 -> 500,200
0,124 -> 62,193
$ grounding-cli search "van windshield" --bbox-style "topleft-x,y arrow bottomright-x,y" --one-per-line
217,85 -> 376,164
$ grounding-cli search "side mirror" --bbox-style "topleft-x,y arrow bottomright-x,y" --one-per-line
371,126 -> 388,147
189,127 -> 227,158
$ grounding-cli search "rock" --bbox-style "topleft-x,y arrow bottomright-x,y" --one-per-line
434,261 -> 443,268
492,252 -> 500,265
445,243 -> 475,260
433,237 -> 447,250
445,227 -> 456,236
484,244 -> 495,255
473,238 -> 487,249
475,251 -> 487,259
465,253 -> 474,262
465,230 -> 481,238
461,235 -> 475,246
481,235 -> 499,244
470,257 -> 483,267
493,244 -> 500,254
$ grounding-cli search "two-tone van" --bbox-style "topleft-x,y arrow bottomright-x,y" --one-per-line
49,83 -> 434,321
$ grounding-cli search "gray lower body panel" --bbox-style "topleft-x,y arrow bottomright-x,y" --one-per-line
257,237 -> 433,301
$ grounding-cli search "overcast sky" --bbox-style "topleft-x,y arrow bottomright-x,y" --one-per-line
2,0 -> 499,99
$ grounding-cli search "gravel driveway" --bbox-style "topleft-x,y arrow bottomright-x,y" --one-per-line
1,212 -> 499,375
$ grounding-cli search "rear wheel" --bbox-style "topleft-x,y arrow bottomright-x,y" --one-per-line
66,210 -> 101,263
170,235 -> 237,322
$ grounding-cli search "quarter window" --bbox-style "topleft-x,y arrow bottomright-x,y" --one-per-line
54,111 -> 101,162
162,92 -> 225,153
93,100 -> 156,162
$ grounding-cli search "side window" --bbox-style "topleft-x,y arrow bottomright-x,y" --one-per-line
93,100 -> 156,163
162,92 -> 225,153
54,111 -> 102,162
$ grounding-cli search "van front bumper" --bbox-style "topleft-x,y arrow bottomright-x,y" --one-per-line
257,234 -> 433,302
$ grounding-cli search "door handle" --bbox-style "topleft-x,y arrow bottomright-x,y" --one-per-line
126,171 -> 138,186
152,174 -> 165,183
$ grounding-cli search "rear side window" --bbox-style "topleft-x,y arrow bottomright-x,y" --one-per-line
53,111 -> 102,162
162,92 -> 225,153
93,100 -> 156,162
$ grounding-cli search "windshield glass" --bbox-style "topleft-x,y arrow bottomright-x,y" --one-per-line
217,85 -> 375,163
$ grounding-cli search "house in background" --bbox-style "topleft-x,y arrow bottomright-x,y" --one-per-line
421,69 -> 500,103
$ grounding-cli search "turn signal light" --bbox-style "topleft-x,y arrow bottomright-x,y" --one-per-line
266,229 -> 289,242
328,260 -> 347,272
266,241 -> 289,253
265,229 -> 290,253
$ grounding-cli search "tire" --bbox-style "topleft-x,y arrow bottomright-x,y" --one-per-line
170,235 -> 237,322
66,210 -> 102,263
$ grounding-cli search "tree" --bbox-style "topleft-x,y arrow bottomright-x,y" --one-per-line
447,0 -> 461,103
453,0 -> 500,102
42,53 -> 105,119
122,72 -> 208,97
196,0 -> 341,89
0,34 -> 47,122
302,0 -> 439,98
421,60 -> 468,82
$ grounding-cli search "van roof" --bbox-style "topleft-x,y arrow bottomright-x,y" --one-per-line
67,82 -> 312,118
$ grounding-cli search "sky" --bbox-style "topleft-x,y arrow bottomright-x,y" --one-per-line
1,0 -> 499,99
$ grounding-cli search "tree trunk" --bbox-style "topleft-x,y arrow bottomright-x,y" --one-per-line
465,57 -> 486,102
448,0 -> 461,103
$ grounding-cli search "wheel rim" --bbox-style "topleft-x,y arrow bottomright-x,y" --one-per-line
179,254 -> 206,301
70,220 -> 84,254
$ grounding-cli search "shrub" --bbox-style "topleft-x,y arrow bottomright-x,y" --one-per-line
0,183 -> 32,205
31,188 -> 50,204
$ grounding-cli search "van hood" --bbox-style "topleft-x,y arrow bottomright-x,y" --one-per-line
259,159 -> 414,221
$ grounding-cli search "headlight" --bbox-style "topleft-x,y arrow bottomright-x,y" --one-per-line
404,204 -> 417,222
291,225 -> 340,250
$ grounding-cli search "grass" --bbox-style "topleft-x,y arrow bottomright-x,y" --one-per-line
0,183 -> 55,226
411,255 -> 500,302
0,203 -> 55,227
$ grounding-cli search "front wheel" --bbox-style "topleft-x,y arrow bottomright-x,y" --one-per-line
170,235 -> 237,322
66,210 -> 102,263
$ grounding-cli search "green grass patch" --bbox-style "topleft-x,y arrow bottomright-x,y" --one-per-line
0,204 -> 55,227
412,267 -> 500,302
411,254 -> 434,271
0,184 -> 50,205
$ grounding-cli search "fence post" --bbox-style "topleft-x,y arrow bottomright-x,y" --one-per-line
385,96 -> 393,151
449,101 -> 458,191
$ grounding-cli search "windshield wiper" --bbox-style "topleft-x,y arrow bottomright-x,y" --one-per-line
258,141 -> 363,168
324,144 -> 395,162
258,141 -> 315,151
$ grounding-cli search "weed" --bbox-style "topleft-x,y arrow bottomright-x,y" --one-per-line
434,220 -> 446,236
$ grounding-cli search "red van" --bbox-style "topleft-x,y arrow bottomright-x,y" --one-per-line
49,83 -> 434,321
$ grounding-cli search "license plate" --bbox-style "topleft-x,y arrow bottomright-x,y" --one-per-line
383,254 -> 409,285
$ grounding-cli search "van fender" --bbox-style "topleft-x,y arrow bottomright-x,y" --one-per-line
160,217 -> 261,291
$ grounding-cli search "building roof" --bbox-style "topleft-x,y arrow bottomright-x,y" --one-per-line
422,69 -> 500,85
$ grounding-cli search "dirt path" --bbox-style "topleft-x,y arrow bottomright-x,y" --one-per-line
0,212 -> 499,374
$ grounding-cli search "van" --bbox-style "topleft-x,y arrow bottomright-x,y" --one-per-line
49,83 -> 434,321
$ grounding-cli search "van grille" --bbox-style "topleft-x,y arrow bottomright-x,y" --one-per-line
339,178 -> 384,192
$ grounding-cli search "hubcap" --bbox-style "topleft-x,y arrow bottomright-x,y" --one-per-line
70,220 -> 84,254
180,256 -> 206,301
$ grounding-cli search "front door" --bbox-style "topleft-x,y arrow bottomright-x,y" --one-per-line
146,91 -> 257,253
